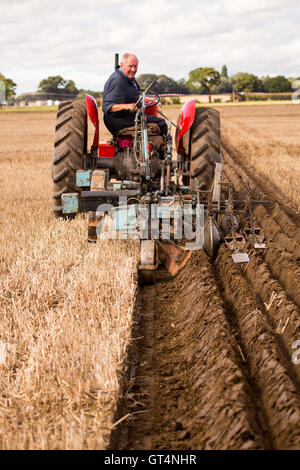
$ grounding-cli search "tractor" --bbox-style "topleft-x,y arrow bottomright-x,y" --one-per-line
52,57 -> 266,282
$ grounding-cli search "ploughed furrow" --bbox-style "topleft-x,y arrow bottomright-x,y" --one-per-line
214,246 -> 300,449
222,138 -> 300,224
243,251 -> 300,385
123,252 -> 271,450
117,223 -> 300,449
222,151 -> 300,309
113,135 -> 300,450
222,151 -> 300,249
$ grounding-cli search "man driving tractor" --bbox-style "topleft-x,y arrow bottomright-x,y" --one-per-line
102,53 -> 167,136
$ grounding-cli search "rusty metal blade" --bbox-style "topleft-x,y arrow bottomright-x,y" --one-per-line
157,241 -> 192,276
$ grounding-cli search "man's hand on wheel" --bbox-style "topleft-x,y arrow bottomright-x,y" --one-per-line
127,103 -> 138,112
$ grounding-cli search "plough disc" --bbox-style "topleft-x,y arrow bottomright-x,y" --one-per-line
203,217 -> 221,260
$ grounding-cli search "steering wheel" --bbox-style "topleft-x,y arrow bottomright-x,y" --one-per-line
142,89 -> 160,108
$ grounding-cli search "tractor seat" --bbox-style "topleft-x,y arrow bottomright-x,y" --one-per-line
114,123 -> 160,137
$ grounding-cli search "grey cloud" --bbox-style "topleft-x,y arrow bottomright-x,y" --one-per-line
0,0 -> 299,94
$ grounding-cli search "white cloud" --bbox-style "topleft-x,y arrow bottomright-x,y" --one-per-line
0,0 -> 299,94
221,0 -> 290,15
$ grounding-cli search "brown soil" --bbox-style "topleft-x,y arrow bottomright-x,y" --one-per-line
112,126 -> 300,450
124,256 -> 268,450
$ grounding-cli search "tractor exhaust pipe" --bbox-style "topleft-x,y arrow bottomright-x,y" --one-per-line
115,53 -> 119,70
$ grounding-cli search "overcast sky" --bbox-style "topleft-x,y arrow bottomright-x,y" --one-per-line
1,0 -> 299,95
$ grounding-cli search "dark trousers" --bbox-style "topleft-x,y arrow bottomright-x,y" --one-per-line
145,115 -> 167,136
104,112 -> 167,136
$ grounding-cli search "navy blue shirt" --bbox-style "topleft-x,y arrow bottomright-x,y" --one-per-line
102,68 -> 140,133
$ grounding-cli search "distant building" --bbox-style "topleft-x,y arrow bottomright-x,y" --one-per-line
16,91 -> 77,106
160,93 -> 233,104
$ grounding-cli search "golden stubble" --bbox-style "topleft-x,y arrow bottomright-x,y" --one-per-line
0,111 -> 139,449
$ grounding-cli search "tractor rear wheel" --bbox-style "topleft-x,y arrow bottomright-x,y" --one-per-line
188,107 -> 222,190
52,100 -> 87,217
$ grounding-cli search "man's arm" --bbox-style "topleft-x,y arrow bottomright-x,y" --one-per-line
109,103 -> 137,113
103,72 -> 138,114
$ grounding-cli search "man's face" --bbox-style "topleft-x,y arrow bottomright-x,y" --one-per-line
121,56 -> 138,79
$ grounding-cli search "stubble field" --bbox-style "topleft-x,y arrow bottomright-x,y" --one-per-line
0,110 -> 139,449
0,103 -> 300,449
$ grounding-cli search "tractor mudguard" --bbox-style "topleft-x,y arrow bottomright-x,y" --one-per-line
175,99 -> 196,153
86,94 -> 99,150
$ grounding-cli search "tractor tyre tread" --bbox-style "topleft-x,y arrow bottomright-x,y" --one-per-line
189,107 -> 222,190
52,100 -> 87,217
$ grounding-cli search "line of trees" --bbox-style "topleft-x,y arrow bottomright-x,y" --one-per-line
1,68 -> 298,103
38,75 -> 78,94
137,67 -> 296,95
0,73 -> 17,100
37,75 -> 101,100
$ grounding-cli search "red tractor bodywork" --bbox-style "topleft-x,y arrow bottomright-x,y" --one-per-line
175,99 -> 196,153
86,95 -> 99,150
98,142 -> 116,157
86,94 -> 115,157
86,94 -> 195,159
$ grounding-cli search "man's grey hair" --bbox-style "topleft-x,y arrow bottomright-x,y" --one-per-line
122,53 -> 139,64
